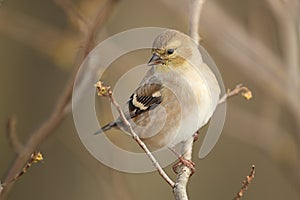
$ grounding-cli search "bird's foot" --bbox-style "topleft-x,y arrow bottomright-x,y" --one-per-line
172,156 -> 195,175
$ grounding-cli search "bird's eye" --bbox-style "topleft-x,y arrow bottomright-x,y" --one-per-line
167,49 -> 175,55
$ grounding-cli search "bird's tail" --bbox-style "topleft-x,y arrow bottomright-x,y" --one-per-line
94,121 -> 117,135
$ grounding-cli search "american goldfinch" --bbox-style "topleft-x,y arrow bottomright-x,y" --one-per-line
97,29 -> 220,157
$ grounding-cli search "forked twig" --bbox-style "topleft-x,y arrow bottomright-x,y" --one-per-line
219,84 -> 252,104
233,165 -> 256,200
95,81 -> 175,188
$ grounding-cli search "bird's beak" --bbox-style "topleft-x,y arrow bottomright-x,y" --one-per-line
148,53 -> 164,66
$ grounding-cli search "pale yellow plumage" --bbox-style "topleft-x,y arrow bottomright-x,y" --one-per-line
100,29 -> 220,152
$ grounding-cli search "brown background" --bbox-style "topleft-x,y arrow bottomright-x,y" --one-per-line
0,0 -> 299,199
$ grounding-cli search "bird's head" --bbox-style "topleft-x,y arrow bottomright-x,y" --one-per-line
148,29 -> 201,69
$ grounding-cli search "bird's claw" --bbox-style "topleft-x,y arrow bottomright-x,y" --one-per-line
172,156 -> 195,175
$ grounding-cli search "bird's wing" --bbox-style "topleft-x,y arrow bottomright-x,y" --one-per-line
97,80 -> 163,133
128,82 -> 163,118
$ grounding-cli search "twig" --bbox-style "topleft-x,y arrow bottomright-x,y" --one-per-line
0,1 -> 117,197
233,165 -> 255,200
95,81 -> 175,188
218,84 -> 252,104
6,116 -> 23,154
0,152 -> 43,195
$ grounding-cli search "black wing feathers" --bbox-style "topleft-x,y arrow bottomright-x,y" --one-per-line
128,83 -> 162,118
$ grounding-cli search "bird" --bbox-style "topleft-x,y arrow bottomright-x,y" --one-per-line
96,29 -> 220,171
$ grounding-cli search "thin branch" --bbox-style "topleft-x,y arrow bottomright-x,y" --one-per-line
0,1 -> 117,197
188,0 -> 206,43
95,81 -> 175,188
6,116 -> 23,154
233,165 -> 255,200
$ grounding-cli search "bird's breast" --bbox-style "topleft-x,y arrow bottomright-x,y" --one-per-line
129,63 -> 220,149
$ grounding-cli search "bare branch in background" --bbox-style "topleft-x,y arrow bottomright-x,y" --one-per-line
160,0 -> 300,130
0,152 -> 43,196
266,0 -> 300,91
227,105 -> 300,189
80,0 -> 117,58
233,165 -> 255,200
6,116 -> 23,154
53,0 -> 91,35
0,8 -> 75,61
201,2 -> 300,131
0,0 -> 118,197
95,81 -> 175,188
1,0 -> 298,199
265,0 -> 300,142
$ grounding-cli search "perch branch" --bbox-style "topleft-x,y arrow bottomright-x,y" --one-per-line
233,165 -> 255,200
95,81 -> 175,188
173,137 -> 194,200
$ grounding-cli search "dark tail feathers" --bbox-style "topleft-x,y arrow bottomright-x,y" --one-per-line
94,121 -> 117,135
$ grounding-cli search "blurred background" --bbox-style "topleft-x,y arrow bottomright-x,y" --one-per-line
0,0 -> 300,199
